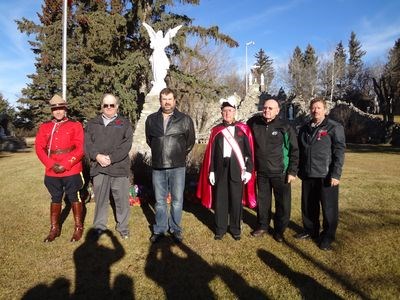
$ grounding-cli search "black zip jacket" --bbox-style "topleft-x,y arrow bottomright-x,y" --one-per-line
247,115 -> 299,177
298,117 -> 345,179
85,114 -> 133,177
145,108 -> 195,169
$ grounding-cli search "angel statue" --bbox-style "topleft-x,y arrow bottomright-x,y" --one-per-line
142,22 -> 183,95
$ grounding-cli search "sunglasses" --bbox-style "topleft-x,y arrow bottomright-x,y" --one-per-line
103,103 -> 116,108
263,107 -> 275,111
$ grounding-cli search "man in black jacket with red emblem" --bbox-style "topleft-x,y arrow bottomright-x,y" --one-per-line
85,94 -> 133,240
296,98 -> 345,251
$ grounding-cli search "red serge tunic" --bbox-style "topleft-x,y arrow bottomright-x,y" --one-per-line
196,122 -> 257,209
35,118 -> 84,177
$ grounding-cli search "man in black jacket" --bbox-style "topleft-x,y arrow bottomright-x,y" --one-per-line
247,99 -> 299,242
145,88 -> 195,243
85,94 -> 133,239
296,98 -> 345,251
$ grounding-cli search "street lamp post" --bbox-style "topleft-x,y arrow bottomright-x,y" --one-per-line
245,41 -> 255,95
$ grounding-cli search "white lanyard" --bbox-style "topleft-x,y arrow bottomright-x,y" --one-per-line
221,127 -> 246,174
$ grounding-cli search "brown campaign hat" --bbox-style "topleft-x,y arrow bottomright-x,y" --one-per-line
49,94 -> 68,108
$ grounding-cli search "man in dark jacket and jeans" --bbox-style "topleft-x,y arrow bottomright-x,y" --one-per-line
145,88 -> 195,243
296,98 -> 345,251
247,99 -> 299,242
85,94 -> 133,239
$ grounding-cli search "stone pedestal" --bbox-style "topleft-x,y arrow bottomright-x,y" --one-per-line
130,94 -> 160,158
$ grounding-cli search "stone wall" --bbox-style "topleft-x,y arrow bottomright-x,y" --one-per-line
197,84 -> 262,143
329,102 -> 389,144
132,91 -> 400,154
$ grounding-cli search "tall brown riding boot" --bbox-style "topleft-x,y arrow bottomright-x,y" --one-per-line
44,203 -> 62,242
71,201 -> 84,242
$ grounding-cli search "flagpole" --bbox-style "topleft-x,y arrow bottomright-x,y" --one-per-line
62,0 -> 68,101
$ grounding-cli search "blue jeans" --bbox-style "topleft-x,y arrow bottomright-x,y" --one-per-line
152,167 -> 186,234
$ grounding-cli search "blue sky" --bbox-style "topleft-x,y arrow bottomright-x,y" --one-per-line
1,0 -> 399,106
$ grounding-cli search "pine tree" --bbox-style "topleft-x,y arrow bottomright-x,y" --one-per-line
385,38 -> 400,113
16,0 -> 65,125
288,46 -> 304,98
0,94 -> 12,114
303,44 -> 318,99
17,0 -> 238,128
254,48 -> 274,91
347,31 -> 366,91
333,41 -> 347,99
374,38 -> 400,121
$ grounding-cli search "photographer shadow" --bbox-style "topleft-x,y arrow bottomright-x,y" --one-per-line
73,228 -> 130,299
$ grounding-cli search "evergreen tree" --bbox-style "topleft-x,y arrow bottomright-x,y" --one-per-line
288,46 -> 303,98
303,43 -> 318,99
254,48 -> 274,91
17,0 -> 238,128
374,38 -> 400,121
347,31 -> 366,92
0,94 -> 13,114
333,41 -> 347,99
385,38 -> 400,113
16,0 -> 65,125
288,44 -> 318,105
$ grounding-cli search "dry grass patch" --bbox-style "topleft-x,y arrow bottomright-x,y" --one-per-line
0,144 -> 399,299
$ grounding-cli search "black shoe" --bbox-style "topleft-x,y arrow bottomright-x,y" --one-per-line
319,240 -> 333,251
251,228 -> 268,237
171,231 -> 183,243
232,234 -> 241,241
294,232 -> 311,240
150,233 -> 163,243
273,232 -> 284,243
214,234 -> 224,240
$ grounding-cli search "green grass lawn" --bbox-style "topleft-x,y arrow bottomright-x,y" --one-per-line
0,145 -> 399,299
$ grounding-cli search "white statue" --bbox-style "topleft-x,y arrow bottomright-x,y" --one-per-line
288,104 -> 294,120
260,73 -> 265,86
248,72 -> 253,86
142,22 -> 183,95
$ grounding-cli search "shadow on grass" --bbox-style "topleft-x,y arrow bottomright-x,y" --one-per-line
272,208 -> 400,299
145,240 -> 266,299
284,239 -> 372,299
73,229 -> 126,298
22,229 -> 133,300
183,199 -> 215,233
340,208 -> 400,227
22,277 -> 71,300
346,143 -> 400,154
140,198 -> 156,234
242,207 -> 304,236
258,249 -> 341,299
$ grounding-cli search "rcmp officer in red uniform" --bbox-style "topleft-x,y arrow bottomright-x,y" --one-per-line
35,95 -> 85,242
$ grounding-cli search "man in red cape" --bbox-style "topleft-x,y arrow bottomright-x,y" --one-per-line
196,97 -> 256,239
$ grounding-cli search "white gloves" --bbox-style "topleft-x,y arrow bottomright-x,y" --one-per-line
209,171 -> 251,185
209,172 -> 215,186
241,172 -> 252,184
